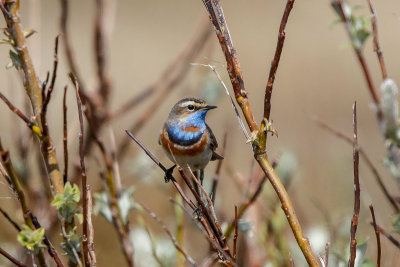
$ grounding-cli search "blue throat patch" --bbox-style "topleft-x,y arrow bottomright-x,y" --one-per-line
167,111 -> 207,146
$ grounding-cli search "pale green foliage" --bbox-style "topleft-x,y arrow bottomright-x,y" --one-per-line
17,225 -> 46,254
94,185 -> 137,224
331,1 -> 371,50
1,28 -> 36,69
51,182 -> 82,224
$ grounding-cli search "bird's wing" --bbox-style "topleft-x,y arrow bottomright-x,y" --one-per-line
206,124 -> 224,161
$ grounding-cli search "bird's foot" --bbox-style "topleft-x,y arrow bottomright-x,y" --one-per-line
164,165 -> 176,183
193,206 -> 203,219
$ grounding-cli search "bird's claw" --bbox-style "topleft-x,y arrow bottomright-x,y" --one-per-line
164,165 -> 176,183
193,206 -> 203,219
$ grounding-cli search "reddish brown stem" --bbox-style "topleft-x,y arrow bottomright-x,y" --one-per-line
367,0 -> 387,80
372,223 -> 400,249
264,0 -> 295,122
233,206 -> 238,262
369,205 -> 381,267
0,247 -> 26,267
69,73 -> 89,266
63,85 -> 68,184
349,102 -> 360,267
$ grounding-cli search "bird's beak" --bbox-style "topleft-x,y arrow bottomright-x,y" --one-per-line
201,105 -> 217,111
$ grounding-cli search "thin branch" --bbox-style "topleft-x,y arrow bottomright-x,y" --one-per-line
369,204 -> 381,267
0,207 -> 21,231
233,206 -> 238,262
143,225 -> 166,267
367,0 -> 387,80
324,243 -> 329,267
138,201 -> 197,267
29,212 -> 65,267
312,115 -> 400,212
349,102 -> 360,267
0,92 -> 39,134
0,247 -> 26,267
201,0 -> 257,133
87,186 -> 97,266
264,0 -> 295,122
191,64 -> 249,140
69,73 -> 89,267
42,34 -> 60,115
211,132 -> 227,204
63,85 -> 68,184
372,223 -> 400,249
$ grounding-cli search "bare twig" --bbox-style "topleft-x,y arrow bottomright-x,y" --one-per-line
63,85 -> 68,184
367,0 -> 387,79
0,92 -> 39,134
0,207 -> 21,231
233,206 -> 238,262
138,201 -> 197,267
190,64 -> 249,140
69,73 -> 89,266
369,204 -> 381,267
312,115 -> 400,212
372,223 -> 400,249
264,0 -> 295,122
0,247 -> 26,267
87,186 -> 97,266
42,35 -> 60,115
324,243 -> 329,267
349,102 -> 360,267
211,132 -> 227,203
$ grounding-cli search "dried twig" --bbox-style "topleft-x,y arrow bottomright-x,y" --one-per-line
312,115 -> 400,212
63,85 -> 68,184
69,73 -> 89,266
138,201 -> 197,267
264,0 -> 295,122
0,92 -> 39,135
211,132 -> 227,204
0,207 -> 21,231
367,0 -> 387,79
372,223 -> 400,249
42,35 -> 60,115
348,102 -> 360,267
87,186 -> 97,266
233,206 -> 238,262
369,204 -> 381,267
324,243 -> 329,267
0,247 -> 26,267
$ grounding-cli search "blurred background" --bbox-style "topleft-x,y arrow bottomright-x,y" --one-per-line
1,0 -> 400,266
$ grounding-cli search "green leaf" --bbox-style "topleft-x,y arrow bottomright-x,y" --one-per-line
9,50 -> 22,69
392,213 -> 400,233
118,186 -> 136,224
93,192 -> 113,223
17,225 -> 46,254
51,182 -> 81,224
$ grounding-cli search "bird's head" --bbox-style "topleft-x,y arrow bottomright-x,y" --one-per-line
168,97 -> 217,126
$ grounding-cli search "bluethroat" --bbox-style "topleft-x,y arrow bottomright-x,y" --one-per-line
159,97 -> 223,184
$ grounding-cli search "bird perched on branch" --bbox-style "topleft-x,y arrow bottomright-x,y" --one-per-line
159,97 -> 223,184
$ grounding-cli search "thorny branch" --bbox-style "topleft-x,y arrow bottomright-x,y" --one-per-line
0,247 -> 26,267
348,102 -> 360,267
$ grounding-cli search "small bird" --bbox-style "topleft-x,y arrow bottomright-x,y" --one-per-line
159,97 -> 223,184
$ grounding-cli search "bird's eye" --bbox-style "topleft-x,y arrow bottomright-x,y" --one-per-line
187,105 -> 195,111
